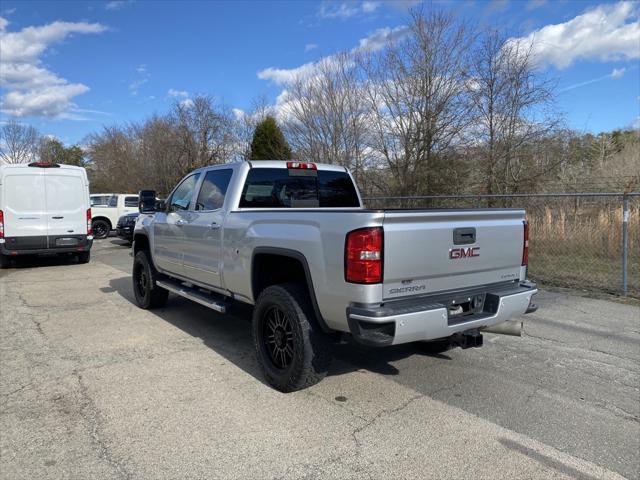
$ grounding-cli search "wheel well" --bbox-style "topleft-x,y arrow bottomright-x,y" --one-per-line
133,234 -> 149,255
253,253 -> 307,299
92,216 -> 112,229
251,250 -> 332,334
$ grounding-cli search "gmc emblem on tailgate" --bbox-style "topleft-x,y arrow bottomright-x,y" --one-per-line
449,247 -> 480,259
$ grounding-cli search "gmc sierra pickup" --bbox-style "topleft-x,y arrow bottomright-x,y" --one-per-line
132,161 -> 537,392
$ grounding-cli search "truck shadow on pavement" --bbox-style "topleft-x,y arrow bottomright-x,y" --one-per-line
107,276 -> 450,387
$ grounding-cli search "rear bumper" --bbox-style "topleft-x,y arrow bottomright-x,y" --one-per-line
347,281 -> 537,347
0,235 -> 93,256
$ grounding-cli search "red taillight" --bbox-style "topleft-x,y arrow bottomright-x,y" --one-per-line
87,208 -> 92,236
522,220 -> 529,266
345,227 -> 383,284
286,161 -> 317,170
0,210 -> 4,239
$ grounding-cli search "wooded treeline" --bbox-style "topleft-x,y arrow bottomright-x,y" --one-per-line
1,10 -> 638,197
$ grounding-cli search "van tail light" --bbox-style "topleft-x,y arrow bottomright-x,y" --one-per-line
87,208 -> 93,236
522,220 -> 529,267
0,210 -> 4,239
345,227 -> 383,284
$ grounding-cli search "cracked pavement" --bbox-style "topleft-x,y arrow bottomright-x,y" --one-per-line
1,239 -> 638,479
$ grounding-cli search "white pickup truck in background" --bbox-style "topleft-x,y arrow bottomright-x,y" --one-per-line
90,193 -> 139,239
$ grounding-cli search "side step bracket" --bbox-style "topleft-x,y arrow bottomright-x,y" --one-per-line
156,278 -> 227,314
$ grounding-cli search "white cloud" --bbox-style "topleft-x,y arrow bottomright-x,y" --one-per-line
0,17 -> 107,118
610,67 -> 626,79
129,64 -> 149,95
318,1 -> 381,20
305,43 -> 318,52
257,26 -> 408,85
509,1 -> 640,69
105,1 -> 129,10
167,88 -> 189,98
526,0 -> 547,11
179,98 -> 194,109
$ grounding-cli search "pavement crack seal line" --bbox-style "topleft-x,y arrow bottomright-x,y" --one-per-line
350,393 -> 424,449
75,370 -> 132,480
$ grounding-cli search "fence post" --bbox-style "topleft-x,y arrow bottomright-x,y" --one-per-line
622,194 -> 629,296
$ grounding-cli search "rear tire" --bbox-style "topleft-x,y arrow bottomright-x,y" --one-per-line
132,250 -> 168,309
0,253 -> 9,269
92,219 -> 111,239
77,251 -> 90,264
252,283 -> 332,392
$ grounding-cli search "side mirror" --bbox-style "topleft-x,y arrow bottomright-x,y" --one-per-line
139,190 -> 157,213
155,199 -> 166,211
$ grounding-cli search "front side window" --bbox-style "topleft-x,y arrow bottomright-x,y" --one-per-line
195,169 -> 233,211
91,195 -> 110,207
169,173 -> 201,212
124,196 -> 139,207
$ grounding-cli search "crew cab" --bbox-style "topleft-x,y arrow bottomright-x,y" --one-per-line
132,161 -> 537,392
90,193 -> 139,239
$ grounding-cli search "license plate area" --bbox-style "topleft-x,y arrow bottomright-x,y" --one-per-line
55,237 -> 80,247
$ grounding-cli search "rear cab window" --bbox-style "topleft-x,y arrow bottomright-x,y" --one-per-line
239,168 -> 360,208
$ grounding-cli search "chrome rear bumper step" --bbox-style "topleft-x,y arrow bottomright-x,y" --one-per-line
156,279 -> 227,314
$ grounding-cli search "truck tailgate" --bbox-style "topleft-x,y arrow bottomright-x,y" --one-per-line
382,209 -> 525,300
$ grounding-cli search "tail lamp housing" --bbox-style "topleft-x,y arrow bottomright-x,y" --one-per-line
0,209 -> 4,239
87,208 -> 93,236
522,220 -> 529,267
345,227 -> 383,284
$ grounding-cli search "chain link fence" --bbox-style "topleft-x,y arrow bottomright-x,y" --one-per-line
364,193 -> 640,298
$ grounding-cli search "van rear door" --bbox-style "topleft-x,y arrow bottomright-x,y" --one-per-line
2,168 -> 47,248
44,169 -> 87,242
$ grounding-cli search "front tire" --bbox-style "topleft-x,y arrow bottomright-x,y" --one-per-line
92,219 -> 111,239
132,250 -> 168,309
252,283 -> 332,392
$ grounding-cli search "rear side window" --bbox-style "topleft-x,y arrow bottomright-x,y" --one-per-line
108,195 -> 118,207
239,168 -> 360,208
195,169 -> 233,211
124,196 -> 138,207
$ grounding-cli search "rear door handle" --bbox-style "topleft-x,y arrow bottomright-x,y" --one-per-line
52,216 -> 64,219
210,222 -> 221,230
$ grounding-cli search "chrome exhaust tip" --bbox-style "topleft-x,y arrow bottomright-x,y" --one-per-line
482,320 -> 522,337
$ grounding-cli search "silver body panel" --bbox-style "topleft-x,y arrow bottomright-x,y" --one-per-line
135,161 -> 536,343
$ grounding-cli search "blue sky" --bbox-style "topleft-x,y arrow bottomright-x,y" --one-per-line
0,0 -> 638,145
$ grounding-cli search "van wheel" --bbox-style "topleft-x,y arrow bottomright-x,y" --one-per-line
92,219 -> 110,239
132,250 -> 168,309
77,251 -> 90,264
253,283 -> 332,392
0,254 -> 9,269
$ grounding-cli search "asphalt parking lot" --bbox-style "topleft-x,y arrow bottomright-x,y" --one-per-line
1,238 -> 638,480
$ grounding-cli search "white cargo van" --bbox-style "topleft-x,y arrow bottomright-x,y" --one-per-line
0,162 -> 93,268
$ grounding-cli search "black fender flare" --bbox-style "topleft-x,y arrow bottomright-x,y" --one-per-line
251,247 -> 332,334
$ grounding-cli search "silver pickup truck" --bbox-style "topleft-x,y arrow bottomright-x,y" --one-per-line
132,161 -> 537,392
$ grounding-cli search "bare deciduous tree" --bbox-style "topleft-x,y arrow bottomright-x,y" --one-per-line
0,121 -> 40,164
359,10 -> 474,196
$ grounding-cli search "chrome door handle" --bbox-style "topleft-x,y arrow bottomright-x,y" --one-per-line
175,219 -> 185,226
210,222 -> 221,230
